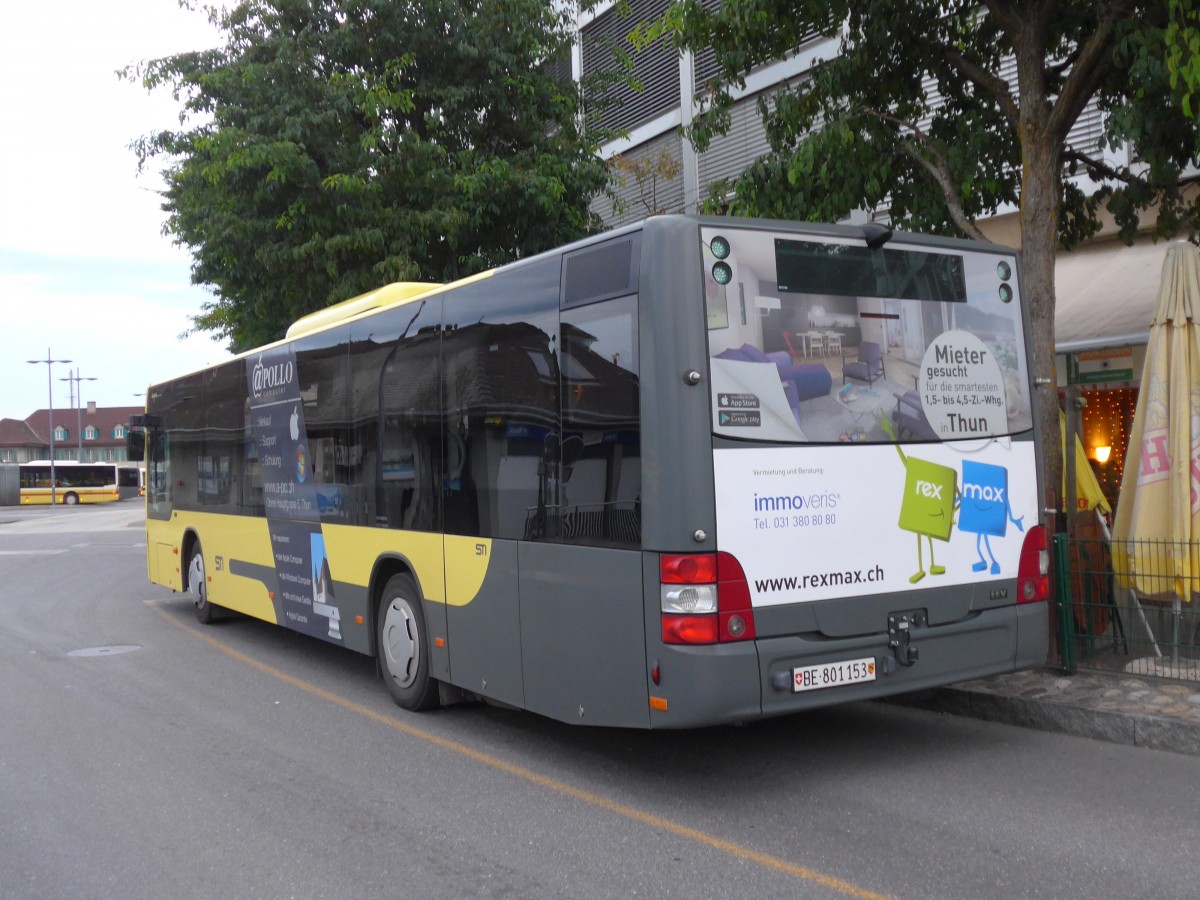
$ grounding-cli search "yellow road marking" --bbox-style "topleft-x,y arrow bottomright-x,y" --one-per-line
148,599 -> 892,899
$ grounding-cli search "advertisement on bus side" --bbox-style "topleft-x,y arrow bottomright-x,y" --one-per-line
246,347 -> 343,641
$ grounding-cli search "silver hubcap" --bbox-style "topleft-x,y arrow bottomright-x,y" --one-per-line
188,553 -> 206,607
382,598 -> 419,689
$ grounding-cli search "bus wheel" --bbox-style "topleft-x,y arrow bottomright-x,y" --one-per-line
377,574 -> 439,711
63,492 -> 79,505
187,540 -> 219,625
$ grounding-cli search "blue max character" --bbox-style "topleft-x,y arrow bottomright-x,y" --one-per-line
958,459 -> 1024,575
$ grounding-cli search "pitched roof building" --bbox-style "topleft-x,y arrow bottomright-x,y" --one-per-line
0,406 -> 142,463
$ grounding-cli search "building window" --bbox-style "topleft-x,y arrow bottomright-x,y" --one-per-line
84,425 -> 99,441
53,426 -> 68,442
581,0 -> 679,134
113,425 -> 126,439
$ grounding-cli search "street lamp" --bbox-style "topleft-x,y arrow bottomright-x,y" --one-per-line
60,368 -> 98,460
26,348 -> 72,505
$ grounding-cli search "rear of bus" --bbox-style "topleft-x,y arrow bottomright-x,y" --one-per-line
639,217 -> 1049,727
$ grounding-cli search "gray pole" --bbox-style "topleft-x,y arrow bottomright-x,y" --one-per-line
76,372 -> 82,458
27,349 -> 72,505
61,370 -> 98,461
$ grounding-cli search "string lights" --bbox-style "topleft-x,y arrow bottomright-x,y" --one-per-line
1079,386 -> 1138,510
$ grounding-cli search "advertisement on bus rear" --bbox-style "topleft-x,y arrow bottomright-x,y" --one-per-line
713,439 -> 1038,606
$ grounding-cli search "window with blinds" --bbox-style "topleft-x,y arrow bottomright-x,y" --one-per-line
581,0 -> 680,133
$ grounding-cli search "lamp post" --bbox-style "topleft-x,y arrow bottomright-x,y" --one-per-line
60,369 -> 98,460
26,348 -> 73,505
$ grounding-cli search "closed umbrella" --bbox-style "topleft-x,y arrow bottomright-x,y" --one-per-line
1060,410 -> 1112,517
1112,243 -> 1200,661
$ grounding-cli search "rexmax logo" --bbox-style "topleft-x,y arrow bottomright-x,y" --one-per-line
914,479 -> 944,499
962,482 -> 1005,503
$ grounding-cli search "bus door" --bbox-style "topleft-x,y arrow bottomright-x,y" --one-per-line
515,245 -> 649,728
355,302 -> 451,677
439,272 -> 564,709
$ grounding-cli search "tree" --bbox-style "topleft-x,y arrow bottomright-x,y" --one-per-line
645,0 -> 1200,519
607,148 -> 684,217
126,0 -> 609,352
1167,0 -> 1200,117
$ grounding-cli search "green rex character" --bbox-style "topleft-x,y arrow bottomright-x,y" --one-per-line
881,414 -> 959,584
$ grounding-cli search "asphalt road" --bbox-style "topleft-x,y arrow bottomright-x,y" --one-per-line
2,501 -> 1198,899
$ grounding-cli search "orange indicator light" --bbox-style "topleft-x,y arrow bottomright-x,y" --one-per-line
649,696 -> 668,711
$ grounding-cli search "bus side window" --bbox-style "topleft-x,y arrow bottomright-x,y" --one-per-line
442,262 -> 561,541
294,326 -> 352,524
349,302 -> 443,532
557,294 -> 641,548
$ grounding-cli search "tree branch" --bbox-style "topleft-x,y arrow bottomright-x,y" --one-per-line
902,143 -> 991,241
941,46 -> 1020,129
1062,147 -> 1134,185
864,107 -> 989,241
1048,0 -> 1136,140
981,0 -> 1022,37
1047,46 -> 1082,78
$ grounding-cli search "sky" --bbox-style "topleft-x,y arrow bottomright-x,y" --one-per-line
0,1 -> 232,421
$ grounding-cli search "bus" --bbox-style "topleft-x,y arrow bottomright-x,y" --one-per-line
19,461 -> 142,505
127,215 -> 1049,728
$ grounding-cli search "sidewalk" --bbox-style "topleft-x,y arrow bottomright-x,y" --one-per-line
893,667 -> 1200,757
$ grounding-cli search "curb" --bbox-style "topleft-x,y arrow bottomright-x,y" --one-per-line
889,686 -> 1200,758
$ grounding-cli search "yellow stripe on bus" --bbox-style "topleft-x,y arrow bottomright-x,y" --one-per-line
149,513 -> 492,609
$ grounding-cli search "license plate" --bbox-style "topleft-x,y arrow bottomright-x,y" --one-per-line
792,657 -> 877,693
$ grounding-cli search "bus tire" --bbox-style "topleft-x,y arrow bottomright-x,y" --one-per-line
187,540 -> 220,625
377,574 -> 439,712
63,492 -> 79,506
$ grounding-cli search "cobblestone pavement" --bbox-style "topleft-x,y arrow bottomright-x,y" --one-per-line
893,667 -> 1200,756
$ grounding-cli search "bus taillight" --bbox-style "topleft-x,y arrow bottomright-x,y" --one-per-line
660,552 -> 756,644
716,552 -> 756,641
1017,525 -> 1049,603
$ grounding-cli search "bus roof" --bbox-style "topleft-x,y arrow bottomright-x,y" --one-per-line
284,282 -> 441,340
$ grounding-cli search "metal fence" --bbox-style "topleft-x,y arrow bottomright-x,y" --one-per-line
1054,512 -> 1200,682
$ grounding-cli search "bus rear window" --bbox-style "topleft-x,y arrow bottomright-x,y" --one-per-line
704,227 -> 1032,444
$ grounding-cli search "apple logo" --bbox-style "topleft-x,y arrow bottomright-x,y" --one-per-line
290,406 -> 300,441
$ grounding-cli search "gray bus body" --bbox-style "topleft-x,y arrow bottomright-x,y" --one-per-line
138,215 -> 1049,728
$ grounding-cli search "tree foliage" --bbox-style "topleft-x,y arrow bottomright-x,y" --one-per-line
644,0 -> 1200,514
126,0 -> 609,352
1167,0 -> 1200,117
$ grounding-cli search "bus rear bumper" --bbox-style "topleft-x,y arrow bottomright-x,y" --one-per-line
756,601 -> 1049,719
647,601 -> 1048,728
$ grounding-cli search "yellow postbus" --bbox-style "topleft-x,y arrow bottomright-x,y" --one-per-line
19,461 -> 138,505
